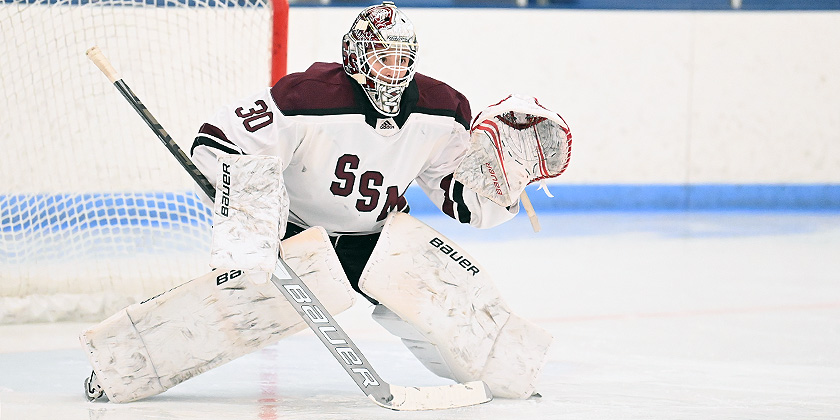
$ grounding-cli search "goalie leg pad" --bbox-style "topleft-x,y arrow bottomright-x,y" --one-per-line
80,226 -> 353,403
359,212 -> 552,399
371,305 -> 457,380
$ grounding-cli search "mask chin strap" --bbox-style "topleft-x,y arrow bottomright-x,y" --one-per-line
379,85 -> 404,114
352,71 -> 406,116
367,84 -> 403,117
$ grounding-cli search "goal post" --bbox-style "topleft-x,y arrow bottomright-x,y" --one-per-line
0,0 -> 288,324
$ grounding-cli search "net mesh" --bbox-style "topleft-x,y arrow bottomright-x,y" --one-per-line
0,0 -> 277,323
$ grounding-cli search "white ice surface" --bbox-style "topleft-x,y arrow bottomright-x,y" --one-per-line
1,212 -> 839,419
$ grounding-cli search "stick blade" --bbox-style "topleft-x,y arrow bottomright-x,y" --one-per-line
370,381 -> 492,411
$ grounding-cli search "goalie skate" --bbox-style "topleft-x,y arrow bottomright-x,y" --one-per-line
84,370 -> 108,402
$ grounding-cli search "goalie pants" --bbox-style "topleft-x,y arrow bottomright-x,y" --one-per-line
284,222 -> 380,304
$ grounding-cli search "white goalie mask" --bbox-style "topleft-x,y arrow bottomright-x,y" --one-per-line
342,1 -> 418,117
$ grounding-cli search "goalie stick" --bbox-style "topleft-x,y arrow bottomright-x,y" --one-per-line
85,46 -> 492,411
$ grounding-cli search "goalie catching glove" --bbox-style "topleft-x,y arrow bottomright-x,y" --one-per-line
455,94 -> 572,207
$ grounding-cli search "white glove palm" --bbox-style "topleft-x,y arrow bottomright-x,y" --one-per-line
455,94 -> 572,207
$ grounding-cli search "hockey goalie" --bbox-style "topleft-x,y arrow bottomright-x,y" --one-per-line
81,1 -> 572,406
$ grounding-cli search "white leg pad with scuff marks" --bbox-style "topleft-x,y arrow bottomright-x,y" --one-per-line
359,212 -> 552,399
80,226 -> 353,403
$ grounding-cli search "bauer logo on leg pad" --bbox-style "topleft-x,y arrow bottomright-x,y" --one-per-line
429,237 -> 479,276
215,269 -> 243,286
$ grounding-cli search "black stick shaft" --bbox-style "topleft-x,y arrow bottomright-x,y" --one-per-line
112,80 -> 217,202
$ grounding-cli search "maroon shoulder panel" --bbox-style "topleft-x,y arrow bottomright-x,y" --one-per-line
270,62 -> 361,113
269,62 -> 471,129
413,73 -> 472,128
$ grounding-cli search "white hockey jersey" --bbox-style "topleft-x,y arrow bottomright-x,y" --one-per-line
191,62 -> 517,236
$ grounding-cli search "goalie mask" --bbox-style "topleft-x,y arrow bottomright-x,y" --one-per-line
342,1 -> 418,117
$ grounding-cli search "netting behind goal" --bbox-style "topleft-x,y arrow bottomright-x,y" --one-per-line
0,0 -> 287,323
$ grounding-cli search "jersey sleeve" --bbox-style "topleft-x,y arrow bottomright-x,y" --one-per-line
190,87 -> 302,207
415,121 -> 520,229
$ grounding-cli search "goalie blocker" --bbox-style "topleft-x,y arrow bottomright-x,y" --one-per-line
209,154 -> 290,282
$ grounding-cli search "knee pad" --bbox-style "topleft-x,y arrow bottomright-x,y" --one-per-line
359,213 -> 552,399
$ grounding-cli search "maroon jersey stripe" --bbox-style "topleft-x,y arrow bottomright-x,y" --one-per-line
198,123 -> 234,145
440,174 -> 456,219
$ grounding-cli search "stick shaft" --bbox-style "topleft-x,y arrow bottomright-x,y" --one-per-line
520,191 -> 540,233
87,47 -> 215,200
115,80 -> 216,200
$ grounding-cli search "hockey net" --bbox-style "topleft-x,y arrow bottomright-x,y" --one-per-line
0,0 -> 287,323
